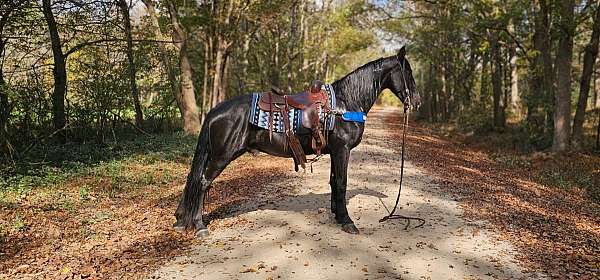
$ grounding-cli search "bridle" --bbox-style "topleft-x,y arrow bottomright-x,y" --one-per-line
374,54 -> 414,112
376,55 -> 425,229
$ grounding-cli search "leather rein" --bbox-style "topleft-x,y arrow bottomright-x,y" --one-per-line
377,56 -> 425,230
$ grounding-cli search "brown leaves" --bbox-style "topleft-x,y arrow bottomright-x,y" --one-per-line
0,154 -> 293,279
387,111 -> 600,279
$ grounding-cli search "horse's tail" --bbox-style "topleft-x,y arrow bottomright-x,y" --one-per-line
176,119 -> 211,229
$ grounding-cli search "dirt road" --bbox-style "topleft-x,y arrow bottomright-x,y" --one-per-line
150,108 -> 543,280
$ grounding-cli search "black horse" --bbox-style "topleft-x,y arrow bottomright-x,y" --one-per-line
174,47 -> 420,237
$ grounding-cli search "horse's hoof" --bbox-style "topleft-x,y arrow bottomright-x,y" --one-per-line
342,223 -> 359,234
195,228 -> 210,238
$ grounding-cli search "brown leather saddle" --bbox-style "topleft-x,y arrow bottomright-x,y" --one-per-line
257,80 -> 330,170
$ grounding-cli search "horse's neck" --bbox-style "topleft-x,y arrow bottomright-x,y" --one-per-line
331,69 -> 384,114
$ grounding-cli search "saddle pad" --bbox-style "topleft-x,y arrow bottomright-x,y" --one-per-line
249,84 -> 337,133
341,112 -> 366,123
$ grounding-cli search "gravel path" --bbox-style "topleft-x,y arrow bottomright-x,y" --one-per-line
150,107 -> 543,280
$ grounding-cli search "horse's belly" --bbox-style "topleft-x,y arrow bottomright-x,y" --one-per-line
248,128 -> 320,158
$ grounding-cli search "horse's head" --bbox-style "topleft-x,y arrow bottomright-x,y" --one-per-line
384,46 -> 421,111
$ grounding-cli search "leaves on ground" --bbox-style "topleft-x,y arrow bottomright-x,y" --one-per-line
0,150 -> 293,279
386,113 -> 600,279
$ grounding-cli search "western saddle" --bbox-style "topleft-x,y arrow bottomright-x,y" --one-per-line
257,80 -> 330,171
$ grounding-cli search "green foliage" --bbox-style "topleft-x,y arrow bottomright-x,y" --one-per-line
377,90 -> 402,107
456,105 -> 494,134
539,165 -> 598,201
78,186 -> 89,201
60,198 -> 74,211
0,133 -> 196,205
12,213 -> 26,232
380,0 -> 600,150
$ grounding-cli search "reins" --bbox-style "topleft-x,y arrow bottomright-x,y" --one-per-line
377,60 -> 426,230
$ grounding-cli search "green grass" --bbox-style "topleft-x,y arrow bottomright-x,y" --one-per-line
0,132 -> 197,207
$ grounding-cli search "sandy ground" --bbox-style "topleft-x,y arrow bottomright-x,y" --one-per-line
150,108 -> 544,280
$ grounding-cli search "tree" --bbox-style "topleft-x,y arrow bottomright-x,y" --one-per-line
117,0 -> 144,128
553,0 -> 575,152
490,31 -> 506,128
42,0 -> 68,137
573,1 -> 600,147
526,0 -> 553,145
140,0 -> 179,118
0,0 -> 26,159
166,0 -> 200,134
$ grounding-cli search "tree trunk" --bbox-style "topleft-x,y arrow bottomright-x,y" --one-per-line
490,32 -> 506,128
219,55 -> 230,103
42,0 -> 67,136
596,109 -> 600,150
421,62 -> 432,121
300,0 -> 308,83
553,0 -> 575,152
527,0 -> 553,143
432,62 -> 439,122
141,0 -> 181,117
508,21 -> 520,118
239,33 -> 251,94
0,9 -> 14,160
595,63 -> 600,108
118,0 -> 143,128
480,49 -> 489,106
167,0 -> 200,134
441,62 -> 449,121
462,38 -> 478,110
509,48 -> 520,118
573,2 -> 600,146
201,40 -> 210,121
212,40 -> 226,108
0,40 -> 13,160
287,0 -> 299,92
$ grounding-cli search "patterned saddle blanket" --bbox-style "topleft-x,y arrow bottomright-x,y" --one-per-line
249,84 -> 337,134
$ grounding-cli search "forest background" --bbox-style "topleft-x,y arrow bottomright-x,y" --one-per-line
1,0 -> 599,249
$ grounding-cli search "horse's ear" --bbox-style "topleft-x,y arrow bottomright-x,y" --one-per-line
397,46 -> 406,59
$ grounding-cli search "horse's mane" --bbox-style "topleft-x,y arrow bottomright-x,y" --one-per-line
331,57 -> 388,112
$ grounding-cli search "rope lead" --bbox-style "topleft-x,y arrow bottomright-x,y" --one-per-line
379,105 -> 425,230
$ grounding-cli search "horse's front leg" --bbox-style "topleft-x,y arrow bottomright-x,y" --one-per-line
331,147 -> 359,234
329,158 -> 338,215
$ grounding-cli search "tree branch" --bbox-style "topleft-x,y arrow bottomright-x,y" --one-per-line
64,38 -> 181,57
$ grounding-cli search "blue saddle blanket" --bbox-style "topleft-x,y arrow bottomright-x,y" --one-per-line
249,84 -> 337,133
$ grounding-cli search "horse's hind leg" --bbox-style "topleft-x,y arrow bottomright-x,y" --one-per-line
174,118 -> 248,238
190,155 -> 240,237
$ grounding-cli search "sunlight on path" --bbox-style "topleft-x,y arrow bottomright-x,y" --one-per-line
149,107 -> 545,280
